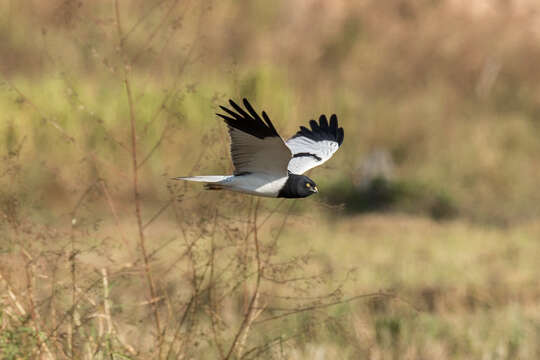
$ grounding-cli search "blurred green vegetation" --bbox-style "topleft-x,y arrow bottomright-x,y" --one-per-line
323,177 -> 459,220
3,1 -> 540,223
1,1 -> 540,359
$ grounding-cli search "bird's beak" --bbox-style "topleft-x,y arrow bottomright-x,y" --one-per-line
313,186 -> 319,193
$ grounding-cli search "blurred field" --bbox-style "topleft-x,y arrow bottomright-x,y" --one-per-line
1,1 -> 540,359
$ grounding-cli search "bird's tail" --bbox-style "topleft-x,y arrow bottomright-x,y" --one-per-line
173,175 -> 230,191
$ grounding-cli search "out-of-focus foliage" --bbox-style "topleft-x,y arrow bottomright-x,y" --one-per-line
3,0 -> 540,223
1,1 -> 540,359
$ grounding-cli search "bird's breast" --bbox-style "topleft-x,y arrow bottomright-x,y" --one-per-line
227,173 -> 288,198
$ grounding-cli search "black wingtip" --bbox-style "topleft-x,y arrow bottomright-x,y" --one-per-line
319,115 -> 329,129
329,114 -> 343,146
329,114 -> 338,128
292,113 -> 344,146
337,127 -> 344,145
216,98 -> 279,139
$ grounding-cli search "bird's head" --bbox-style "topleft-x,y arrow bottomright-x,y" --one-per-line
301,176 -> 319,196
278,174 -> 318,198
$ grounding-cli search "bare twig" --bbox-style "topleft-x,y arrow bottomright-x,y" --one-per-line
131,0 -> 181,65
101,268 -> 113,335
0,73 -> 75,143
0,271 -> 27,317
69,215 -> 78,359
114,1 -> 162,357
208,210 -> 226,359
121,0 -> 169,44
143,198 -> 174,230
255,291 -> 395,325
141,0 -> 203,136
138,119 -> 171,170
99,179 -> 130,249
224,199 -> 263,360
60,73 -> 130,153
23,253 -> 55,360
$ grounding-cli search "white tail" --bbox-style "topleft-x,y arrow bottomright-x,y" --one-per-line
173,175 -> 231,183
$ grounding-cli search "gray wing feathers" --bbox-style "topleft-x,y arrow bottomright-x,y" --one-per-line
217,99 -> 291,176
228,127 -> 291,175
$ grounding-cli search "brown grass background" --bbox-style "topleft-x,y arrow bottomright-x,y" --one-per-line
1,1 -> 540,359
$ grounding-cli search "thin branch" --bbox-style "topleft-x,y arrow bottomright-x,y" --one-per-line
165,295 -> 195,359
114,1 -> 162,358
208,210 -> 226,359
131,0 -> 181,65
0,271 -> 27,317
241,315 -> 344,360
122,0 -> 170,43
99,179 -> 130,249
138,120 -> 170,170
24,255 -> 54,360
224,199 -> 263,360
141,0 -> 203,136
101,268 -> 113,335
255,291 -> 395,325
143,198 -> 174,230
1,73 -> 75,143
60,73 -> 130,153
69,210 -> 78,359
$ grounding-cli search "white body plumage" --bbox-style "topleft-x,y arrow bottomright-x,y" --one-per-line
174,99 -> 344,199
178,174 -> 289,197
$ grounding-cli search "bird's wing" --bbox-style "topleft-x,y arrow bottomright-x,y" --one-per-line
217,99 -> 292,176
285,114 -> 344,175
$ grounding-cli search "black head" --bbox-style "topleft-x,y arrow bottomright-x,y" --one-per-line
277,174 -> 319,198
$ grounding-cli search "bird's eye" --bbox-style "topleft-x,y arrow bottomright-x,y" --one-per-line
306,183 -> 311,188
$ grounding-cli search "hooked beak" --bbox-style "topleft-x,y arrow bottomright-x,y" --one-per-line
313,186 -> 319,193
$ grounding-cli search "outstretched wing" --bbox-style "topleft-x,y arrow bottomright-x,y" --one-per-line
286,114 -> 344,175
217,99 -> 292,176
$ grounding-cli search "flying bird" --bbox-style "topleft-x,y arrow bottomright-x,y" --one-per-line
174,99 -> 344,198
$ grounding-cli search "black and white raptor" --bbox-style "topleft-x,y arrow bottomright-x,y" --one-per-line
174,99 -> 344,198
